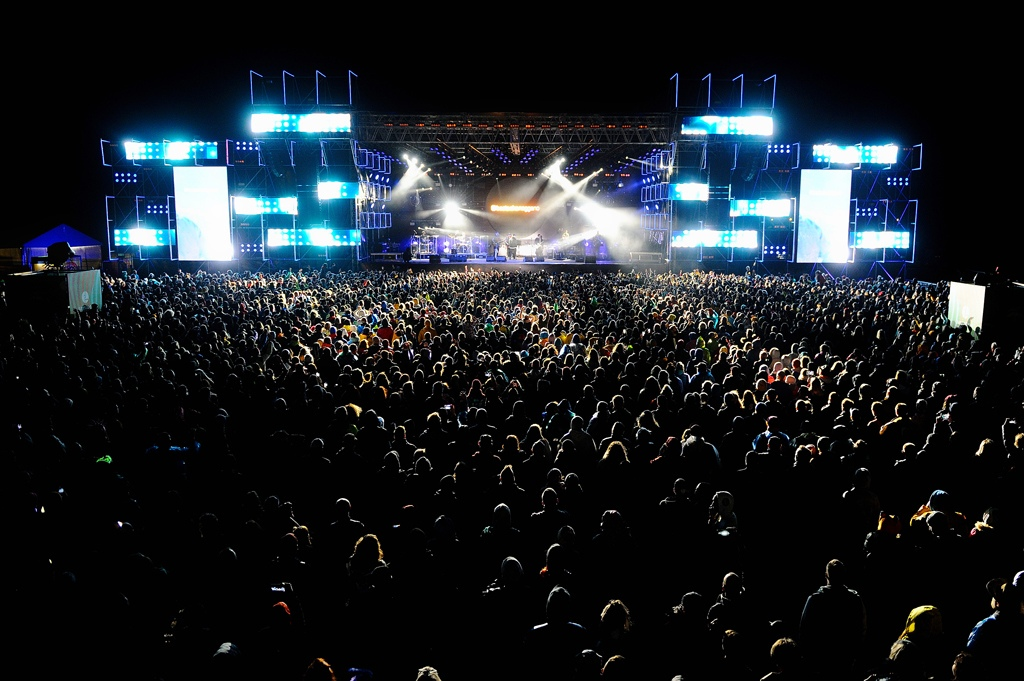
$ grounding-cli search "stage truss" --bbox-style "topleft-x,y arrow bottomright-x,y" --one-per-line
100,71 -> 921,273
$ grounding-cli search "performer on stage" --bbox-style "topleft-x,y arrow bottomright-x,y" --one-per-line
535,234 -> 545,258
507,234 -> 518,259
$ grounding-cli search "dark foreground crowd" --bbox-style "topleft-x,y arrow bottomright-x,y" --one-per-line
4,265 -> 1022,681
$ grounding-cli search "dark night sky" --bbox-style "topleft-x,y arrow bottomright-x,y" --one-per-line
15,27 -> 984,280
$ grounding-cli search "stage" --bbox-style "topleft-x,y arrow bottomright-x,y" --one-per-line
372,255 -> 641,274
371,250 -> 657,268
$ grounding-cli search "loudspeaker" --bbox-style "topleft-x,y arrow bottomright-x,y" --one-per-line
536,256 -> 544,262
429,255 -> 441,264
495,256 -> 507,262
449,254 -> 467,263
584,255 -> 597,264
524,256 -> 534,262
47,241 -> 75,267
485,256 -> 495,262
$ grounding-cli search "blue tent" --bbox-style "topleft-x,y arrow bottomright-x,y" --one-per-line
23,224 -> 103,270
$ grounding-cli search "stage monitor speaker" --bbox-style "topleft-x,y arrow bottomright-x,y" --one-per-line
584,255 -> 597,264
495,256 -> 507,262
524,256 -> 534,262
536,256 -> 544,262
429,255 -> 441,264
449,254 -> 467,263
485,256 -> 495,262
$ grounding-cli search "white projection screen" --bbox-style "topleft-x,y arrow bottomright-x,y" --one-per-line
796,168 -> 852,263
173,166 -> 233,261
947,282 -> 986,338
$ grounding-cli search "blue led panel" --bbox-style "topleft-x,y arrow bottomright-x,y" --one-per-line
670,183 -> 710,201
680,116 -> 773,136
266,228 -> 361,247
671,230 -> 759,248
251,113 -> 352,133
124,141 -> 219,161
812,144 -> 898,165
730,199 -> 792,218
113,228 -> 175,247
852,231 -> 911,249
318,181 -> 361,200
233,197 -> 299,215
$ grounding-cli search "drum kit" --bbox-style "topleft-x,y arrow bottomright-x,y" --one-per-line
411,231 -> 487,258
452,235 -> 487,256
409,234 -> 436,257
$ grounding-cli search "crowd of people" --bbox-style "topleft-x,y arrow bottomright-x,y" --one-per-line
4,263 -> 1021,681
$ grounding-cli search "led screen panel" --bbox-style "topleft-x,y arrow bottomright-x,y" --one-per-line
173,166 -> 233,261
796,169 -> 851,263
